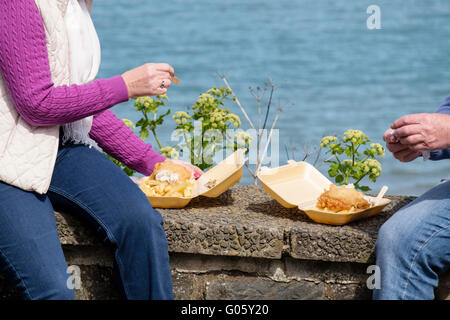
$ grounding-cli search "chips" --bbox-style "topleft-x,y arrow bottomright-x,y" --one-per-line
172,76 -> 181,85
139,177 -> 194,198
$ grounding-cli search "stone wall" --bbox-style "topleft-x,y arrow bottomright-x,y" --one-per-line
0,186 -> 448,300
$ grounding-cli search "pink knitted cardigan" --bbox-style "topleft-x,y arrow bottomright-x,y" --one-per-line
0,0 -> 166,176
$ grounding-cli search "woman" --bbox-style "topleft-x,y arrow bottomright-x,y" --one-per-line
0,0 -> 201,300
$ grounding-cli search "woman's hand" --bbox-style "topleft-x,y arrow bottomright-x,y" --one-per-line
165,159 -> 204,179
390,113 -> 450,151
121,63 -> 175,98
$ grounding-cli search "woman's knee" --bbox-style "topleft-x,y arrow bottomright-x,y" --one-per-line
25,273 -> 75,300
117,196 -> 165,236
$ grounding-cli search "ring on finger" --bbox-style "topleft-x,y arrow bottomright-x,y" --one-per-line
160,80 -> 166,89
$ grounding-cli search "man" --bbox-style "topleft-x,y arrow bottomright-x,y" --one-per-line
373,98 -> 450,299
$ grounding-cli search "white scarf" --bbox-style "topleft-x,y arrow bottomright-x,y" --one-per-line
62,0 -> 102,150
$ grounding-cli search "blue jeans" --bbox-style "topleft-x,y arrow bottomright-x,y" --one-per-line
373,180 -> 450,300
0,129 -> 173,300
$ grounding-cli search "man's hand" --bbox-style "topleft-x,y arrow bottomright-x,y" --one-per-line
382,128 -> 422,162
390,113 -> 450,151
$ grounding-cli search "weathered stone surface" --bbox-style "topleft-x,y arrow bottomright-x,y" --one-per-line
169,252 -> 282,278
171,272 -> 196,300
160,187 -> 287,259
288,195 -> 416,263
55,210 -> 103,246
52,186 -> 415,263
325,283 -> 371,300
436,271 -> 450,300
159,186 -> 415,262
0,263 -> 119,300
1,186 -> 449,300
0,274 -> 20,300
63,245 -> 115,268
205,276 -> 324,300
73,265 -> 120,300
283,257 -> 369,283
170,253 -> 374,300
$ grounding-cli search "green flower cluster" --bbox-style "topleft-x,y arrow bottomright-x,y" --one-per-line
232,130 -> 252,151
363,158 -> 382,180
108,86 -> 252,175
171,86 -> 245,170
365,143 -> 385,158
235,131 -> 252,145
160,146 -> 179,159
133,94 -> 170,143
320,129 -> 384,191
320,136 -> 338,148
135,94 -> 168,115
343,129 -> 370,145
189,87 -> 241,132
172,111 -> 192,131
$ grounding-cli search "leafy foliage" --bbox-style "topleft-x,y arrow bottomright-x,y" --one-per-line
170,86 -> 250,170
108,89 -> 251,175
320,129 -> 385,191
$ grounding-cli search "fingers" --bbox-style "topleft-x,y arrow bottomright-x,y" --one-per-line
145,63 -> 175,84
383,129 -> 399,143
385,142 -> 409,154
150,77 -> 172,95
402,150 -> 422,162
394,124 -> 422,139
408,143 -> 428,152
393,148 -> 421,162
382,129 -> 391,142
168,159 -> 204,178
154,87 -> 167,95
155,63 -> 175,78
191,165 -> 204,177
391,114 -> 425,130
159,77 -> 172,88
153,71 -> 173,81
386,139 -> 425,162
398,134 -> 423,146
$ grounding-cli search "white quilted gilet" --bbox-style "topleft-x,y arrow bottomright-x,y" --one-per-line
0,0 -> 94,194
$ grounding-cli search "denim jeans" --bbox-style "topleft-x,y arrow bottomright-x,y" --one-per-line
0,128 -> 173,300
373,180 -> 450,300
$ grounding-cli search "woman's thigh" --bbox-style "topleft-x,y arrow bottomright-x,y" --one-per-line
48,143 -> 164,244
48,143 -> 173,299
0,181 -> 72,299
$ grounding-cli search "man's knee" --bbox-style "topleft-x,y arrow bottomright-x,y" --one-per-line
375,210 -> 412,258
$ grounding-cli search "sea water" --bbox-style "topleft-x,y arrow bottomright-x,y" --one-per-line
92,0 -> 450,196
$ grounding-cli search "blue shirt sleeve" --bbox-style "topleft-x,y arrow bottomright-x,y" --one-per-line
430,95 -> 450,160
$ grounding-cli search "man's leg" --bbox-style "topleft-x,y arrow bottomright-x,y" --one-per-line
0,181 -> 74,300
48,142 -> 173,300
373,180 -> 450,299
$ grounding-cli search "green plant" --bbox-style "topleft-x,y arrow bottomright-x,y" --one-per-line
170,86 -> 250,170
109,95 -> 170,176
108,89 -> 251,175
133,95 -> 170,149
320,129 -> 385,192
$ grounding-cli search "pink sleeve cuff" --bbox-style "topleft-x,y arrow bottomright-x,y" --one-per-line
139,152 -> 167,176
104,75 -> 129,105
